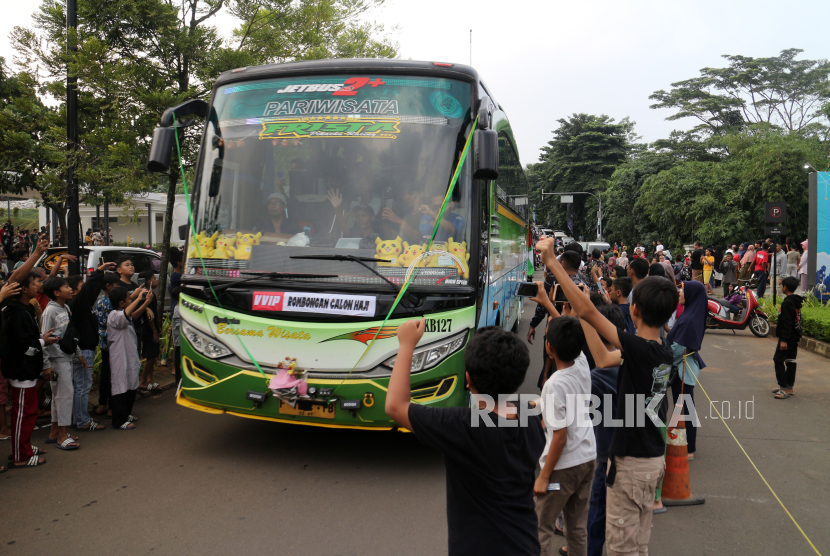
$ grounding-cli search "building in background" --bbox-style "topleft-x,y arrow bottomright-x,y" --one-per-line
37,193 -> 189,246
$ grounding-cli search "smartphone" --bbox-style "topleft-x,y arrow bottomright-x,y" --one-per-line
138,277 -> 146,287
553,284 -> 568,303
515,282 -> 539,298
547,483 -> 560,491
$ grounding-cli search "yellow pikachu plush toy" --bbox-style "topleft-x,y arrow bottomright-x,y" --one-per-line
398,242 -> 426,267
230,232 -> 263,260
211,234 -> 237,259
188,231 -> 218,259
374,236 -> 403,266
447,237 -> 471,279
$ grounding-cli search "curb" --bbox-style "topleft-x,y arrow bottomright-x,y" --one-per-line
768,324 -> 830,359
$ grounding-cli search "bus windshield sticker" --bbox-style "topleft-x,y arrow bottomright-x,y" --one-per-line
262,99 -> 399,117
259,117 -> 401,140
253,291 -> 376,317
429,92 -> 463,118
320,326 -> 400,344
275,77 -> 386,96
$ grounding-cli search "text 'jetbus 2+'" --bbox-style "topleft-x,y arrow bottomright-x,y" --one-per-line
147,59 -> 532,430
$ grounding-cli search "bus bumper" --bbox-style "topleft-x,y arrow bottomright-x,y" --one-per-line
176,337 -> 468,430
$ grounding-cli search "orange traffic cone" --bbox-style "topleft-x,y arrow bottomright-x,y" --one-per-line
662,418 -> 705,506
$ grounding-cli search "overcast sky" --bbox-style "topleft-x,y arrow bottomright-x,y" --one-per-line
2,0 -> 829,165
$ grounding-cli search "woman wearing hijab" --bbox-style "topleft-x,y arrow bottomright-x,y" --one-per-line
666,280 -> 707,459
617,251 -> 629,269
798,240 -> 808,293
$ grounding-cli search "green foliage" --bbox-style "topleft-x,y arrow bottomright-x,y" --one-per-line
650,49 -> 830,137
535,114 -> 634,235
230,0 -> 398,65
637,128 -> 823,248
759,294 -> 830,343
604,153 -> 675,247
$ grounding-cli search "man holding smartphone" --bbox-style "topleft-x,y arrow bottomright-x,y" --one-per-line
136,270 -> 161,394
528,249 -> 590,389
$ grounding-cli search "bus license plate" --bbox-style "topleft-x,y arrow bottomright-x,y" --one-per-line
278,400 -> 335,420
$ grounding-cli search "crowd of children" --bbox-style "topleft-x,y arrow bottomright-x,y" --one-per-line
0,240 -> 183,469
386,234 -> 812,556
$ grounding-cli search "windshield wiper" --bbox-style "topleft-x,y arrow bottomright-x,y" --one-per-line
205,271 -> 338,293
289,254 -> 400,292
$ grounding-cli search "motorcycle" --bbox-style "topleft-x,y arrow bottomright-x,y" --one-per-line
706,286 -> 770,337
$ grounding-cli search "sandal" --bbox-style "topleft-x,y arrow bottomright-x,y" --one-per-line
127,415 -> 139,423
8,455 -> 47,468
56,437 -> 81,450
0,465 -> 5,473
112,422 -> 136,430
773,389 -> 790,399
45,434 -> 79,444
8,446 -> 46,460
76,420 -> 106,432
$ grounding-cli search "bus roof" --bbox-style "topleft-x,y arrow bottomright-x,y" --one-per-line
214,59 -> 481,89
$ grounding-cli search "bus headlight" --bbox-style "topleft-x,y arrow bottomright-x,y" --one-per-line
381,330 -> 467,373
182,321 -> 231,359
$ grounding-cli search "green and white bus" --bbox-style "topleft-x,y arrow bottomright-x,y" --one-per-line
149,59 -> 532,430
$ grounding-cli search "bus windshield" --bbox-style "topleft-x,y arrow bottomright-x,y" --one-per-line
189,74 -> 473,288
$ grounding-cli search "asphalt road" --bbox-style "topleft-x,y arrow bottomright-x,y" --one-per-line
2,307 -> 829,555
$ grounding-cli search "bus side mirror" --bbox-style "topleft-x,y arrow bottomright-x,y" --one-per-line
208,159 -> 224,197
147,127 -> 176,172
473,129 -> 499,180
178,224 -> 190,241
160,99 -> 209,127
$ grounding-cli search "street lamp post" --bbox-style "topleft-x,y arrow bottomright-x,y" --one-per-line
540,190 -> 603,241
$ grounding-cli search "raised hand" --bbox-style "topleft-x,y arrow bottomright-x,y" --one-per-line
326,189 -> 343,210
0,281 -> 22,301
397,318 -> 425,350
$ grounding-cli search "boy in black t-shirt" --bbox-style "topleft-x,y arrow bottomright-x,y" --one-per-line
386,320 -> 545,556
537,237 -> 678,556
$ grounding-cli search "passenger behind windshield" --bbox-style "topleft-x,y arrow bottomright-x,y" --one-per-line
254,192 -> 302,235
419,193 -> 465,243
381,181 -> 424,244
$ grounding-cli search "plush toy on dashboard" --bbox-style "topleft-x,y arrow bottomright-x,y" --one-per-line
230,231 -> 263,260
211,234 -> 237,259
374,236 -> 403,266
398,242 -> 427,268
424,242 -> 447,267
188,231 -> 218,259
447,237 -> 471,279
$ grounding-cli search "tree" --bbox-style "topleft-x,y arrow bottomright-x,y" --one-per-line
229,0 -> 397,64
7,0 -> 397,310
535,114 -> 633,238
638,127 -> 824,247
650,49 -> 830,137
603,153 -> 674,248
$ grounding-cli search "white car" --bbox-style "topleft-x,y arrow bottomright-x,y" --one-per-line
36,246 -> 161,280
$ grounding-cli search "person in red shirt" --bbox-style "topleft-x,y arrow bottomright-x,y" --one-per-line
754,241 -> 770,298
